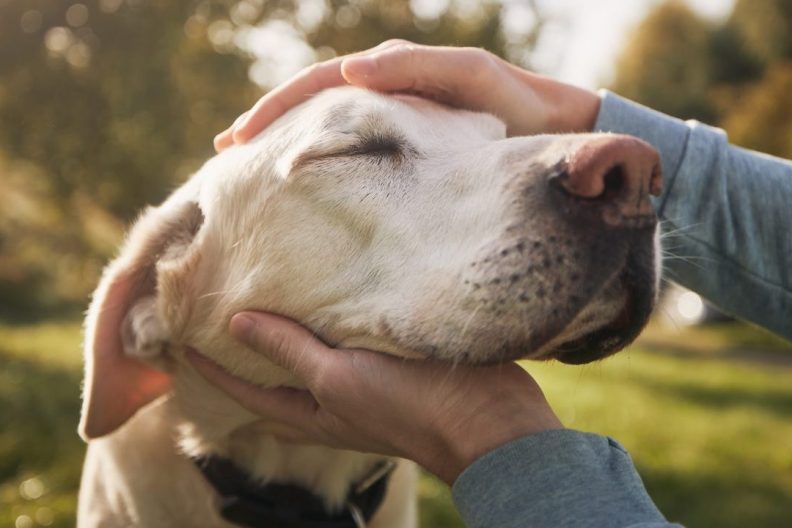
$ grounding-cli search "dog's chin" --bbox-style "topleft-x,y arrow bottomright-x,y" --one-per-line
549,263 -> 656,365
551,299 -> 647,364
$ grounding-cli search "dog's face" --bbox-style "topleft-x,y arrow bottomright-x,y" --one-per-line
80,87 -> 661,438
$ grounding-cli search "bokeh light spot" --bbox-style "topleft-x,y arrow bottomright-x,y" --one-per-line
45,27 -> 74,53
19,476 -> 45,500
20,10 -> 43,33
66,3 -> 90,28
15,515 -> 33,528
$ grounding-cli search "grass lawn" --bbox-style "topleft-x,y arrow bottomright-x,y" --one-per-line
2,320 -> 791,527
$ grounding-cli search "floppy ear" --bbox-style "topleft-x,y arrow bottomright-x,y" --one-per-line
79,201 -> 204,440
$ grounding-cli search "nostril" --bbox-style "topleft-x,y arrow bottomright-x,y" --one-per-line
555,164 -> 626,202
552,135 -> 662,229
601,165 -> 625,201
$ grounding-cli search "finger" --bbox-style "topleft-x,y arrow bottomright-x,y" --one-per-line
232,58 -> 348,143
186,349 -> 321,425
228,312 -> 338,385
341,45 -> 495,100
213,127 -> 234,152
230,40 -> 409,144
214,112 -> 249,152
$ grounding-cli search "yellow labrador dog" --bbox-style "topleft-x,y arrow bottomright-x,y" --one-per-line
78,86 -> 662,527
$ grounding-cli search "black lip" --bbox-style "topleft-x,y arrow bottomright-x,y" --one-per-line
553,244 -> 656,365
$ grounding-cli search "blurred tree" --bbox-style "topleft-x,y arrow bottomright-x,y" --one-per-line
611,0 -> 792,157
706,23 -> 763,86
717,0 -> 792,159
0,0 -> 545,318
0,0 -> 258,218
721,64 -> 792,159
610,1 -> 719,122
728,0 -> 792,67
0,0 -> 260,317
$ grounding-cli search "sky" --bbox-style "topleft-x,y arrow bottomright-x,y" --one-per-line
533,0 -> 736,89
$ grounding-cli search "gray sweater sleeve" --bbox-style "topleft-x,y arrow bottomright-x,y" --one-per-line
595,90 -> 792,340
451,430 -> 680,528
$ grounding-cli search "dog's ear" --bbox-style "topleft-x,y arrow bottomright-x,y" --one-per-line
79,201 -> 204,440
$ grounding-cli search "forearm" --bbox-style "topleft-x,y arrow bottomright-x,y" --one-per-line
452,429 -> 681,528
595,91 -> 792,340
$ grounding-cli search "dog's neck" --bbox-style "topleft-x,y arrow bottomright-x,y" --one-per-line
165,362 -> 386,510
120,297 -> 388,509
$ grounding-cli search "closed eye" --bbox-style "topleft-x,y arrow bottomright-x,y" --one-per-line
290,132 -> 415,172
348,134 -> 405,158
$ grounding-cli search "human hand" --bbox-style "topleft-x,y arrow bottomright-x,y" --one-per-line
186,311 -> 563,485
214,40 -> 601,151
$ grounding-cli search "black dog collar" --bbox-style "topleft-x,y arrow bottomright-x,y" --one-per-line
193,455 -> 394,528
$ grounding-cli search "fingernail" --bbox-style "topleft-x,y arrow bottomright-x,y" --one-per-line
230,313 -> 257,342
344,56 -> 378,77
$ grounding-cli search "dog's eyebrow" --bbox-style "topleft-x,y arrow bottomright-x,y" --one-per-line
321,104 -> 401,140
320,102 -> 357,131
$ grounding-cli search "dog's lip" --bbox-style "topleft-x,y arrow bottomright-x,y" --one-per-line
549,252 -> 655,365
551,296 -> 633,364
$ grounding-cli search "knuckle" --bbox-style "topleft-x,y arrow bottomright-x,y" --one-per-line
381,38 -> 412,49
309,367 -> 333,397
265,329 -> 292,358
389,41 -> 422,61
310,354 -> 348,401
461,48 -> 497,82
463,47 -> 496,71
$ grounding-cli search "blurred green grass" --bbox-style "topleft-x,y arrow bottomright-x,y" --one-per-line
1,321 -> 791,527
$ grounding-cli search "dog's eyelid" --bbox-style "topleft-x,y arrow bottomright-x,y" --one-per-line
352,134 -> 404,155
355,129 -> 422,158
290,132 -> 417,171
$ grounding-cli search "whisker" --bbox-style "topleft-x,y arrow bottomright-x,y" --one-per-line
662,255 -> 714,262
197,283 -> 249,301
659,221 -> 703,240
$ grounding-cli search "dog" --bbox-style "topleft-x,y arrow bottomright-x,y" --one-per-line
77,86 -> 662,527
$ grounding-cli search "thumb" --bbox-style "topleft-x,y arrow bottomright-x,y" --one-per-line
186,349 -> 321,429
229,312 -> 336,385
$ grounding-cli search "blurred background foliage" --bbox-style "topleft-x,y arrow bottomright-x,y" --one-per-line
612,0 -> 792,155
1,0 -> 791,527
0,0 -> 538,319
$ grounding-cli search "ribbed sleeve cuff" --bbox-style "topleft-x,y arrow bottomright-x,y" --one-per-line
452,429 -> 674,528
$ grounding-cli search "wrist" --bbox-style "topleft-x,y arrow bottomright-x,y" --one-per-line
524,72 -> 601,133
424,396 -> 564,485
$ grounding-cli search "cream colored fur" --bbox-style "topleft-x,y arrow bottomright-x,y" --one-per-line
78,87 -> 659,527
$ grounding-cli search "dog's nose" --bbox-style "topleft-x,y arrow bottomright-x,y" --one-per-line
554,135 -> 663,228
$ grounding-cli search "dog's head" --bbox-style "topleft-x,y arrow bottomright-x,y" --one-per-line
80,87 -> 661,439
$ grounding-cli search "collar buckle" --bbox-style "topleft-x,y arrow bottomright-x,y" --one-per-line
346,459 -> 397,528
347,503 -> 367,528
354,459 -> 397,495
